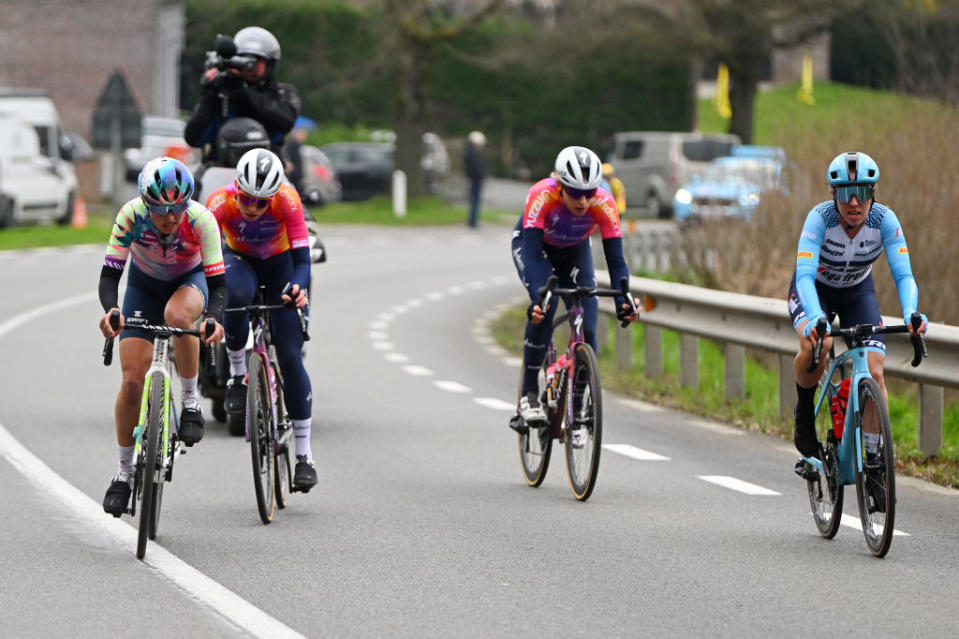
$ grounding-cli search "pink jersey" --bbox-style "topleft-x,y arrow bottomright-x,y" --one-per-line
207,183 -> 311,260
521,178 -> 622,247
103,198 -> 224,280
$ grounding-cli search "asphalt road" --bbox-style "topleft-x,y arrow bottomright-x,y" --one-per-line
1,226 -> 958,638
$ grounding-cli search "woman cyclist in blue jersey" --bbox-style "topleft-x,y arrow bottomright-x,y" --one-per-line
788,151 -> 927,475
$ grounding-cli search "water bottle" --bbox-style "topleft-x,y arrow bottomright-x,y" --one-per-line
830,378 -> 851,439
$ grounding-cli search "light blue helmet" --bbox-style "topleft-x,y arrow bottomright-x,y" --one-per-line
826,151 -> 879,186
138,157 -> 194,206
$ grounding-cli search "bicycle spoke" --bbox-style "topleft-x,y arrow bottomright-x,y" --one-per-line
855,378 -> 896,557
564,343 -> 602,501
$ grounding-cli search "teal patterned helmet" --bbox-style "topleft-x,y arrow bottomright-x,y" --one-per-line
138,157 -> 194,207
826,151 -> 879,186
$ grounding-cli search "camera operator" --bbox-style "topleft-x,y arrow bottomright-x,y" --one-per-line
184,26 -> 300,165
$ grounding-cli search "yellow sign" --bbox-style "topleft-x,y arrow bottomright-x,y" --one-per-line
797,54 -> 815,105
716,63 -> 732,120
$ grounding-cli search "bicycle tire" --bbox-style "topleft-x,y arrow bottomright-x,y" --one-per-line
564,342 -> 603,501
248,353 -> 276,524
808,383 -> 843,538
137,371 -> 164,559
517,343 -> 552,486
854,377 -> 896,557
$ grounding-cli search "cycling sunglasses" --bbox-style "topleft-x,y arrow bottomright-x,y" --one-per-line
834,184 -> 874,203
563,186 -> 597,200
147,202 -> 188,216
238,192 -> 271,209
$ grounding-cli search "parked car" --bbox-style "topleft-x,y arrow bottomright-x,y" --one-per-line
298,145 -> 342,206
0,117 -> 78,227
320,141 -> 393,201
0,88 -> 79,227
604,131 -> 741,218
672,154 -> 786,224
124,115 -> 193,181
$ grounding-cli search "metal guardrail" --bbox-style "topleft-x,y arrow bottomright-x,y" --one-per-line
594,271 -> 959,456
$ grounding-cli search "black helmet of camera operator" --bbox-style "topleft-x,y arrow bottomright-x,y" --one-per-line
234,26 -> 281,64
217,117 -> 270,168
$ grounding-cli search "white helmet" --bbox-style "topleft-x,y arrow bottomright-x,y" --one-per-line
554,146 -> 603,190
236,148 -> 284,198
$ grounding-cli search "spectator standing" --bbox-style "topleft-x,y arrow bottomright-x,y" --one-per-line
464,130 -> 487,228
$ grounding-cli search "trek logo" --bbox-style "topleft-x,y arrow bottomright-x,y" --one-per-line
898,247 -> 909,254
797,251 -> 814,259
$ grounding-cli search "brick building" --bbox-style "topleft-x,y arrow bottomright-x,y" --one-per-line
0,0 -> 184,140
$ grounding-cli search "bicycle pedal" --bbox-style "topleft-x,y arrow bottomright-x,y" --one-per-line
794,459 -> 819,481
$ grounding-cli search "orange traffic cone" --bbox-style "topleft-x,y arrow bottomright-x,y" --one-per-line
71,195 -> 88,229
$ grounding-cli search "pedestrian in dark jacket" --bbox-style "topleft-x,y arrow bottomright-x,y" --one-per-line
464,130 -> 486,228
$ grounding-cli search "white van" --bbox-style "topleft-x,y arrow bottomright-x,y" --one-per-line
605,131 -> 740,218
0,88 -> 79,226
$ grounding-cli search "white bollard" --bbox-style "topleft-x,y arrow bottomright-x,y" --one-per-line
392,170 -> 407,218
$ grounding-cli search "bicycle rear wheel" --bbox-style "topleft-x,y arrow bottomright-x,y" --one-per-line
854,377 -> 896,557
248,353 -> 276,524
137,372 -> 164,559
564,343 -> 602,501
808,383 -> 843,538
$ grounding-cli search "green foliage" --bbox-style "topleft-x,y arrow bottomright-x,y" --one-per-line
0,209 -> 114,250
311,195 -> 510,225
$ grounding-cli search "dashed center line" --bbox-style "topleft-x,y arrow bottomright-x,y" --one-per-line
697,475 -> 781,496
604,443 -> 670,461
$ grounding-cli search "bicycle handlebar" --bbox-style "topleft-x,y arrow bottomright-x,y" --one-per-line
536,275 -> 638,327
224,300 -> 310,342
805,312 -> 927,372
102,313 -> 216,367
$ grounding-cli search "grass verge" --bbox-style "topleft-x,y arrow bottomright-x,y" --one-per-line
491,304 -> 959,489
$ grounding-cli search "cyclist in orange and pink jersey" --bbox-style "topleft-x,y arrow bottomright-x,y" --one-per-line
206,148 -> 317,490
510,146 -> 640,429
98,157 -> 226,517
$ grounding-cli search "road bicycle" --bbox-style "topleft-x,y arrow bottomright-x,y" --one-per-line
799,313 -> 926,558
512,275 -> 636,501
102,310 -> 216,559
224,285 -> 310,524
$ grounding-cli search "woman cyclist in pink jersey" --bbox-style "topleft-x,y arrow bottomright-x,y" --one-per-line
510,146 -> 641,429
206,148 -> 317,490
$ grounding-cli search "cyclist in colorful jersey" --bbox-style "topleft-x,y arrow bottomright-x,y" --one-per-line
98,157 -> 226,517
510,146 -> 641,429
789,151 -> 927,475
206,148 -> 317,490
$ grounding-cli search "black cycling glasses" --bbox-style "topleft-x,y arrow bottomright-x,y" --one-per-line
834,184 -> 874,203
563,186 -> 597,200
147,202 -> 188,216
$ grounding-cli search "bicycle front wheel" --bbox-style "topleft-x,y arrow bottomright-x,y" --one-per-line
517,343 -> 553,486
248,353 -> 276,524
808,383 -> 843,538
854,377 -> 896,557
564,343 -> 602,501
137,371 -> 164,559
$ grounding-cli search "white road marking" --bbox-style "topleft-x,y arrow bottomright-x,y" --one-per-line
503,356 -> 523,367
434,380 -> 471,393
369,321 -> 388,331
838,514 -> 909,536
426,292 -> 444,301
371,341 -> 394,351
368,331 -> 388,340
383,352 -> 410,363
0,291 -> 96,338
604,444 -> 670,461
697,475 -> 781,496
402,365 -> 433,376
446,285 -> 465,295
474,397 -> 516,411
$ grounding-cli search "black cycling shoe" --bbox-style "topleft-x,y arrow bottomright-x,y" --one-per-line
508,413 -> 528,435
794,458 -> 820,481
225,375 -> 247,415
179,406 -> 205,447
103,476 -> 132,517
293,455 -> 318,491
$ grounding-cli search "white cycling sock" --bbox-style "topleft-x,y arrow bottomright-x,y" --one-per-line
180,374 -> 199,406
228,348 -> 247,377
293,418 -> 312,459
117,445 -> 134,478
864,432 -> 880,454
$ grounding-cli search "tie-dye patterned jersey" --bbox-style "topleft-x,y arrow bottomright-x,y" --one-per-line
521,178 -> 622,247
103,199 -> 225,281
206,183 -> 310,260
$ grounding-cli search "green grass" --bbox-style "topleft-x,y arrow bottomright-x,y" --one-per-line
492,306 -> 959,488
0,207 -> 115,251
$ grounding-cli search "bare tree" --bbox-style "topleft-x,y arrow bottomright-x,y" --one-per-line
382,0 -> 505,197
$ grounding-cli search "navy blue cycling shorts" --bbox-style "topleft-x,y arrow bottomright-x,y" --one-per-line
787,271 -> 885,352
120,264 -> 208,342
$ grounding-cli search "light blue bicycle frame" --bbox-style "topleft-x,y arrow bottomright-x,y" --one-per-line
803,345 -> 872,485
